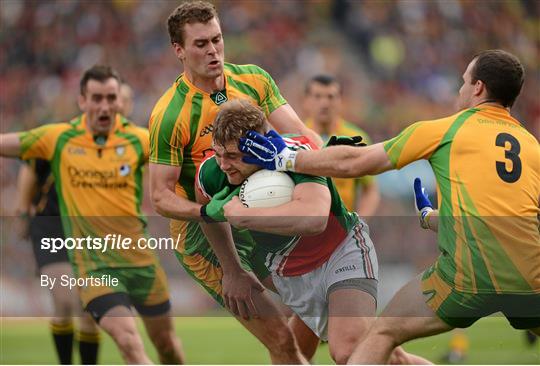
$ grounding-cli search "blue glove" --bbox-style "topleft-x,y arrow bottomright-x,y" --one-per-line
414,178 -> 434,229
239,130 -> 297,171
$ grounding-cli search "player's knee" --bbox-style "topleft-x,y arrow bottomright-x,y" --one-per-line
330,348 -> 352,364
52,297 -> 73,319
110,326 -> 144,356
329,338 -> 358,364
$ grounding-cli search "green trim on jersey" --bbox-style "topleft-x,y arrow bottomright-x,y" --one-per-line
51,128 -> 86,237
178,92 -> 203,201
429,108 -> 478,283
19,128 -> 48,156
115,130 -> 146,226
456,177 -> 532,292
149,86 -> 187,166
65,197 -> 111,271
225,75 -> 261,105
69,115 -> 83,128
223,63 -> 286,115
383,123 -> 422,166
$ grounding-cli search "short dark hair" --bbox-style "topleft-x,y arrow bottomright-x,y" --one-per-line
167,1 -> 219,45
305,74 -> 341,95
80,65 -> 121,95
213,99 -> 269,146
471,49 -> 524,108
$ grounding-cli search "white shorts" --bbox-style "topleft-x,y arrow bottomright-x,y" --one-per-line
271,221 -> 378,340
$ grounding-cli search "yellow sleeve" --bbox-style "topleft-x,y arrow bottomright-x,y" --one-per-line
383,117 -> 455,169
18,124 -> 65,161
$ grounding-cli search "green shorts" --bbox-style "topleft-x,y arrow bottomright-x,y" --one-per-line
422,265 -> 540,330
175,224 -> 270,306
79,264 -> 170,308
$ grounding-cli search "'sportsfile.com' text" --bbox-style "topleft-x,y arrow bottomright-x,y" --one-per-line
41,234 -> 181,253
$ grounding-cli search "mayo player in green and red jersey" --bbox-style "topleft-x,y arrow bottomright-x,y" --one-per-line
148,1 -> 321,363
0,66 -> 183,364
238,49 -> 540,364
196,99 -> 430,364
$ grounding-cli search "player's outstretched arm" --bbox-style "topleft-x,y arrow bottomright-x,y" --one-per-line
413,178 -> 439,232
268,104 -> 323,147
149,163 -> 204,221
240,130 -> 393,178
296,143 -> 394,177
196,186 -> 264,320
0,133 -> 22,157
223,182 -> 331,236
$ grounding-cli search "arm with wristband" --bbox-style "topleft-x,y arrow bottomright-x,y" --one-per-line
239,130 -> 391,177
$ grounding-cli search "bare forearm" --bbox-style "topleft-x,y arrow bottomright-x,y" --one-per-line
295,144 -> 392,178
232,204 -> 327,236
152,189 -> 202,221
302,127 -> 323,147
149,163 -> 203,221
234,216 -> 324,235
0,133 -> 22,157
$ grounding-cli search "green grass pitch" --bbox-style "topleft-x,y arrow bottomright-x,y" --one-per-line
1,316 -> 538,364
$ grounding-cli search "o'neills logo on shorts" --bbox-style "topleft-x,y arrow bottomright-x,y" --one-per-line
68,166 -> 129,189
335,264 -> 357,274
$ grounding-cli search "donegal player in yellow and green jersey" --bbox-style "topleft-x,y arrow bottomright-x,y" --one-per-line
0,65 -> 183,364
149,1 -> 319,364
303,74 -> 379,216
238,49 -> 540,364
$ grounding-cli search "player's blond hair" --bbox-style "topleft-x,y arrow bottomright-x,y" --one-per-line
167,1 -> 219,45
213,99 -> 269,146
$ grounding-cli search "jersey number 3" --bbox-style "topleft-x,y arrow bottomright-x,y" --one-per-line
495,133 -> 521,183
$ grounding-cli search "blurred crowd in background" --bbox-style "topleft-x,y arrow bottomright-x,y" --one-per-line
1,0 -> 538,315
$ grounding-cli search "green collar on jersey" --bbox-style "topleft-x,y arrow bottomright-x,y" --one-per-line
210,89 -> 228,105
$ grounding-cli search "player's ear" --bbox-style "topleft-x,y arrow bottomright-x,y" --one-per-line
77,94 -> 86,111
473,79 -> 485,97
173,43 -> 185,61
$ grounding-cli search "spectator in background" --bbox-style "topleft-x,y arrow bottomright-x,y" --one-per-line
119,83 -> 134,118
303,75 -> 380,217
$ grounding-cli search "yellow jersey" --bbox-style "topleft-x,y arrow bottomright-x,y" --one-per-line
19,114 -> 155,274
384,105 -> 540,294
149,63 -> 287,257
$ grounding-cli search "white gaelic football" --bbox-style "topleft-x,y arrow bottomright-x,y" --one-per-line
239,170 -> 295,208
